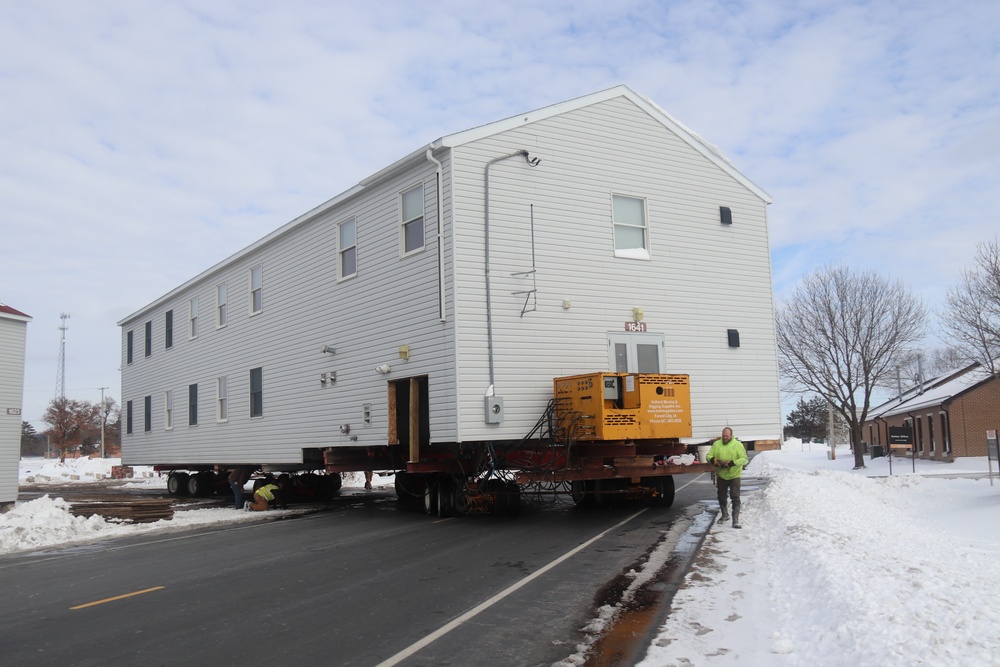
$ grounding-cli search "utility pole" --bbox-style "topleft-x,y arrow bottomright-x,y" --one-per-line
98,386 -> 108,458
55,313 -> 70,399
828,401 -> 836,461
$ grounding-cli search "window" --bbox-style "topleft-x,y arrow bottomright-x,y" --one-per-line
189,384 -> 198,426
145,321 -> 152,357
217,283 -> 228,328
401,184 -> 424,254
126,330 -> 134,365
189,297 -> 199,338
250,367 -> 263,418
609,332 -> 665,373
927,413 -> 935,453
250,264 -> 263,315
144,395 -> 152,432
217,376 -> 228,422
339,217 -> 357,279
612,194 -> 649,259
165,390 -> 173,430
126,400 -> 133,435
165,310 -> 174,349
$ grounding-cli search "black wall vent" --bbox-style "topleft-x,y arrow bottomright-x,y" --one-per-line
720,206 -> 732,225
727,329 -> 740,348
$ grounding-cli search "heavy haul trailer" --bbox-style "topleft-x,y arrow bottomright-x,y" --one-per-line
321,372 -> 714,517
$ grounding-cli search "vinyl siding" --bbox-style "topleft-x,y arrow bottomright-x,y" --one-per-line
0,316 -> 29,502
120,157 -> 458,465
450,96 -> 781,442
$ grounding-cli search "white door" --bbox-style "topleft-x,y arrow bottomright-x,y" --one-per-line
608,332 -> 665,373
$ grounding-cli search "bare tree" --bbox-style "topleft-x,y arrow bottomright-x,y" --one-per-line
942,240 -> 1000,377
776,265 -> 927,469
878,346 -> 966,393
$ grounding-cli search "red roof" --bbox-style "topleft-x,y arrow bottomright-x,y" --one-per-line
0,303 -> 31,319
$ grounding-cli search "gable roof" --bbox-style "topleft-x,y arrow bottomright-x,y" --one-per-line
120,85 -> 769,324
868,363 -> 995,419
0,303 -> 31,322
434,85 -> 772,204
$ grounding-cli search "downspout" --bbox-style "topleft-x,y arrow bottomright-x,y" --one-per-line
483,149 -> 541,390
425,149 -> 446,322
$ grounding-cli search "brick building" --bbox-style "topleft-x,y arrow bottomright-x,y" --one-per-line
864,364 -> 1000,460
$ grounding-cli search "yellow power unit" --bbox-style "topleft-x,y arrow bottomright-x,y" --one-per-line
553,373 -> 692,441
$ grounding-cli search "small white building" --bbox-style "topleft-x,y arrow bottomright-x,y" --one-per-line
118,85 -> 782,470
0,303 -> 31,510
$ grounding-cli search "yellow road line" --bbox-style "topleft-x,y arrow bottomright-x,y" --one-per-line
70,586 -> 165,610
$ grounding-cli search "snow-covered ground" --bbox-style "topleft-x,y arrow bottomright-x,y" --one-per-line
6,447 -> 1000,665
637,441 -> 1000,667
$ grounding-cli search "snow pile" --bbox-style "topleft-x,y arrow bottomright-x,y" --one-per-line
638,444 -> 1000,666
19,456 -> 159,485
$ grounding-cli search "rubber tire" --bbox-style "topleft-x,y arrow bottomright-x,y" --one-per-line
436,475 -> 455,518
187,472 -> 212,497
322,473 -> 342,499
645,475 -> 676,508
167,472 -> 190,496
570,480 -> 590,507
423,479 -> 438,515
502,481 -> 521,517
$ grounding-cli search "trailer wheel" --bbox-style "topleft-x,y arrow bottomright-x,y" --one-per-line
396,472 -> 425,508
500,481 -> 521,517
423,479 -> 438,515
187,472 -> 213,497
167,472 -> 190,496
322,473 -> 342,499
570,480 -> 590,507
436,476 -> 456,518
644,475 -> 675,508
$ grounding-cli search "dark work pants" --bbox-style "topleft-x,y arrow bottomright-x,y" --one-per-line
717,477 -> 741,515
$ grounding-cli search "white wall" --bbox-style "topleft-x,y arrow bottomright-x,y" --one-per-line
0,314 -> 29,504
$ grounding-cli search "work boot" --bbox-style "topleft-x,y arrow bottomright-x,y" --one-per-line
732,511 -> 742,529
720,511 -> 730,523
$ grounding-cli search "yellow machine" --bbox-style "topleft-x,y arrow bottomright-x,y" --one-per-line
553,372 -> 692,441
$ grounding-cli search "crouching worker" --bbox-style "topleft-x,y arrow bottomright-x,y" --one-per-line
248,476 -> 287,511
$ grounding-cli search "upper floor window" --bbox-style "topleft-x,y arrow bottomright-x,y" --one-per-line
401,184 -> 424,255
250,264 -> 263,315
165,310 -> 174,349
217,283 -> 228,328
189,297 -> 199,339
250,367 -> 263,418
126,330 -> 134,365
144,395 -> 152,432
339,217 -> 357,280
126,400 -> 133,435
612,194 -> 649,260
144,321 -> 152,357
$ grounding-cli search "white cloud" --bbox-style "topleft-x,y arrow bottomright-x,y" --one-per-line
1,0 -> 997,425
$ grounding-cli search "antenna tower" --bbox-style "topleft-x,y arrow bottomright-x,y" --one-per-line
56,313 -> 70,399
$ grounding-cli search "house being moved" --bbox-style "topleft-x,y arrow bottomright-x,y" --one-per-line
118,85 -> 781,505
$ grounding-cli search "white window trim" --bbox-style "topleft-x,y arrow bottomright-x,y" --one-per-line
611,192 -> 651,261
399,183 -> 426,258
249,264 -> 263,316
216,282 -> 228,329
338,216 -> 358,282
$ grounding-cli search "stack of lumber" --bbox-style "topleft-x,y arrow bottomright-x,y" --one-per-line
70,498 -> 174,523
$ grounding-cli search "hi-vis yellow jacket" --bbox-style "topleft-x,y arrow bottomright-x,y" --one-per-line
706,437 -> 748,480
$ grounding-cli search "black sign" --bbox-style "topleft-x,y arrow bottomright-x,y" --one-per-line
888,426 -> 913,446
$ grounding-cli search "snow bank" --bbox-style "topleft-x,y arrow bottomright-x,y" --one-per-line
637,446 -> 1000,667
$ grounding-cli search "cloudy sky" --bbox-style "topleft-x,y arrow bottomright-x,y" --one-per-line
2,1 -> 998,427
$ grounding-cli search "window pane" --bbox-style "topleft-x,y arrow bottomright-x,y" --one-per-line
614,343 -> 628,373
341,246 -> 356,277
189,384 -> 198,425
339,219 -> 356,247
614,224 -> 646,250
250,367 -> 263,417
636,344 -> 661,373
613,195 -> 644,227
165,310 -> 173,348
404,219 -> 423,253
251,265 -> 262,290
402,186 -> 423,221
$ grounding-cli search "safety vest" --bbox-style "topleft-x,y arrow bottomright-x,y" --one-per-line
255,483 -> 279,501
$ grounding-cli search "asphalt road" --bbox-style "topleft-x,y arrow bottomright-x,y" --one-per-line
1,475 -> 719,667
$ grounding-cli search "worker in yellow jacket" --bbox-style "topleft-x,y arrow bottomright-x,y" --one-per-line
247,477 -> 287,511
706,427 -> 748,529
